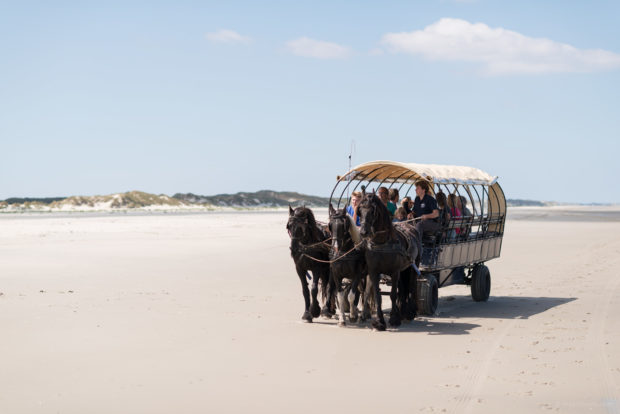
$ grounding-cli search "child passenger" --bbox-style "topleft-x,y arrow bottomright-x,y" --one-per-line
393,207 -> 407,222
346,191 -> 362,226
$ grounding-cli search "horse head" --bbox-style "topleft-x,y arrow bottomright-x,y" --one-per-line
358,193 -> 392,239
287,205 -> 321,246
328,204 -> 351,253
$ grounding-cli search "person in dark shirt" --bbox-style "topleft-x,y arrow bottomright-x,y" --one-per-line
436,191 -> 451,227
412,180 -> 440,239
459,195 -> 472,217
401,196 -> 413,215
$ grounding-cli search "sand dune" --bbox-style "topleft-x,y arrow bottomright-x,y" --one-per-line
0,209 -> 619,413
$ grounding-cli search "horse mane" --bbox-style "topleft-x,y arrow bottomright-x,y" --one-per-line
363,194 -> 394,236
297,207 -> 324,242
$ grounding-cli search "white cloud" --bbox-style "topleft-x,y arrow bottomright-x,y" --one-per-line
286,37 -> 351,59
206,29 -> 252,44
381,18 -> 620,75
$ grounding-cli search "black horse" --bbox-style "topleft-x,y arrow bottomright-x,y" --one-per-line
357,192 -> 421,330
328,204 -> 366,327
287,206 -> 335,322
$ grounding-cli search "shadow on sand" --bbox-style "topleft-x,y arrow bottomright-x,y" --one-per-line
436,295 -> 577,320
312,318 -> 481,335
312,296 -> 576,335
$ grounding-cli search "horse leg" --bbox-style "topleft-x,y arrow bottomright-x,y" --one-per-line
407,266 -> 417,320
370,273 -> 386,331
398,270 -> 407,319
348,277 -> 359,323
388,274 -> 402,328
361,274 -> 371,322
337,280 -> 347,327
310,270 -> 321,318
400,267 -> 416,321
329,271 -> 337,315
320,267 -> 334,318
297,268 -> 313,322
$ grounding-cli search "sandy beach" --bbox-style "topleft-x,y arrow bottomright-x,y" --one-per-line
1,207 -> 619,413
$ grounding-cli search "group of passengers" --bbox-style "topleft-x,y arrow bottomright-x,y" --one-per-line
346,181 -> 472,242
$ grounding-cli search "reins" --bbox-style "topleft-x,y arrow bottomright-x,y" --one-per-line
304,237 -> 332,248
400,216 -> 422,224
301,240 -> 365,264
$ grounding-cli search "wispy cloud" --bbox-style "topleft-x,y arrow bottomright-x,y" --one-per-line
206,29 -> 252,45
381,18 -> 620,75
286,37 -> 351,59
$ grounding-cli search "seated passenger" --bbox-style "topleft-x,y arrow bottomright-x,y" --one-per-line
436,191 -> 451,241
345,191 -> 362,226
436,191 -> 451,226
448,194 -> 462,238
393,207 -> 407,222
459,195 -> 472,217
388,188 -> 399,217
377,187 -> 395,218
412,180 -> 440,240
401,196 -> 413,215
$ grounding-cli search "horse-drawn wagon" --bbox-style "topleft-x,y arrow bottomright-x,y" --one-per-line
328,160 -> 506,316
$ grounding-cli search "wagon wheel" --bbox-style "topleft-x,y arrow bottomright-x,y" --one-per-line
417,274 -> 438,316
471,264 -> 491,302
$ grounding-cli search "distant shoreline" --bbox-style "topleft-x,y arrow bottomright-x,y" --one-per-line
2,205 -> 620,222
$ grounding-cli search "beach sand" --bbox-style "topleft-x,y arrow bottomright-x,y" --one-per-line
1,208 -> 619,413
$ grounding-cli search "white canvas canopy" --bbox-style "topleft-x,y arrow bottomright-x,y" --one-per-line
333,160 -> 505,216
339,160 -> 497,186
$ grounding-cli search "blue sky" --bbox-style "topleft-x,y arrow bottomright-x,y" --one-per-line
2,1 -> 619,203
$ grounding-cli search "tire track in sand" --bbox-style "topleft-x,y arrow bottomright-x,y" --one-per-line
585,244 -> 620,413
449,304 -> 516,413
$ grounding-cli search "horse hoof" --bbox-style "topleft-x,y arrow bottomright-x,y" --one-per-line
404,310 -> 416,321
349,316 -> 358,323
389,317 -> 402,328
310,304 -> 321,318
372,320 -> 386,331
321,307 -> 334,319
302,312 -> 313,323
338,321 -> 346,327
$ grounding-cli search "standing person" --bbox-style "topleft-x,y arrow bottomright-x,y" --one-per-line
345,191 -> 362,226
412,181 -> 440,239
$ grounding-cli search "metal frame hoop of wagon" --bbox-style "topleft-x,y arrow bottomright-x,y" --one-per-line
328,160 -> 507,316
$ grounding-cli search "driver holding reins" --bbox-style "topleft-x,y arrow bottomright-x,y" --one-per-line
410,180 -> 440,239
